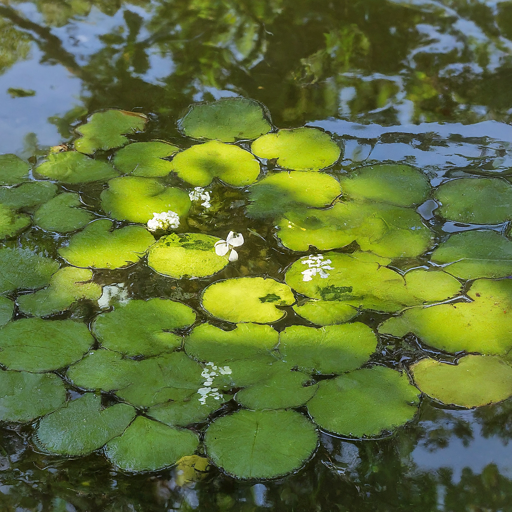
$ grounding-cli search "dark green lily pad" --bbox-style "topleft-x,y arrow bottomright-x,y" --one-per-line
35,193 -> 94,233
0,318 -> 94,371
205,409 -> 318,479
0,154 -> 30,185
35,151 -> 119,184
0,204 -> 30,238
170,141 -> 260,187
411,355 -> 512,408
307,366 -> 420,437
34,393 -> 136,456
113,141 -> 179,177
75,110 -> 148,154
0,371 -> 66,423
92,298 -> 196,357
0,181 -> 57,209
279,323 -> 377,374
224,356 -> 293,388
178,98 -> 271,142
251,128 -> 341,171
17,267 -> 101,317
0,297 -> 13,327
147,233 -> 228,279
202,277 -> 295,323
59,220 -> 154,269
104,416 -> 200,473
293,300 -> 358,325
101,177 -> 191,224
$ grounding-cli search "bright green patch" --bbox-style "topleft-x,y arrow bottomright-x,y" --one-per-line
114,141 -> 179,177
293,300 -> 358,325
0,204 -> 30,239
0,154 -> 30,185
35,193 -> 94,233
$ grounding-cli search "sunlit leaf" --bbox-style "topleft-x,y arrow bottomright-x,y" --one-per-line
113,141 -> 179,177
0,204 -> 30,239
0,154 -> 30,185
293,300 -> 358,325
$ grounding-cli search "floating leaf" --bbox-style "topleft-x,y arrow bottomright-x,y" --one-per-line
101,176 -> 190,223
170,141 -> 260,187
307,366 -> 420,437
0,204 -> 30,238
34,393 -> 136,456
251,128 -> 341,171
411,355 -> 512,408
0,371 -> 66,423
225,356 -> 292,388
34,193 -> 94,233
92,299 -> 196,357
293,300 -> 358,325
0,297 -> 13,327
205,409 -> 318,479
113,141 -> 179,177
59,220 -> 154,269
35,151 -> 119,183
178,98 -> 271,142
0,318 -> 94,371
75,110 -> 148,154
0,154 -> 30,185
17,267 -> 101,317
0,182 -> 57,209
202,277 -> 295,323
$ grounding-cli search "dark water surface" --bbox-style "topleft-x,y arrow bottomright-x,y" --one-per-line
2,0 -> 512,510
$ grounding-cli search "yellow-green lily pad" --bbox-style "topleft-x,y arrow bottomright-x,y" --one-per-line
0,204 -> 30,239
113,141 -> 179,177
0,154 -> 30,185
293,300 -> 358,325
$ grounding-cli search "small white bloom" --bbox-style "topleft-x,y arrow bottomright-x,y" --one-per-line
219,366 -> 232,375
147,211 -> 180,232
189,187 -> 211,208
301,254 -> 334,282
214,231 -> 244,262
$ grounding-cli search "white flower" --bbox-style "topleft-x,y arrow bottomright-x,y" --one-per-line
301,254 -> 334,282
214,231 -> 244,262
189,187 -> 211,208
147,211 -> 180,232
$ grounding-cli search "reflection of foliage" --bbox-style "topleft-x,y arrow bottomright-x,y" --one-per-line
0,19 -> 31,74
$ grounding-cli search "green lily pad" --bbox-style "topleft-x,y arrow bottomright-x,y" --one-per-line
434,178 -> 512,224
247,171 -> 342,219
202,277 -> 295,323
339,164 -> 430,206
101,176 -> 191,224
205,409 -> 318,479
225,356 -> 293,388
0,318 -> 94,371
92,298 -> 196,357
251,128 -> 341,171
35,193 -> 94,233
34,393 -> 136,456
170,141 -> 260,187
0,371 -> 66,423
185,323 -> 279,363
0,297 -> 13,327
307,366 -> 420,437
411,355 -> 512,408
113,141 -> 179,177
0,181 -> 57,208
0,248 -> 59,294
75,109 -> 148,154
0,204 -> 30,238
0,154 -> 30,185
431,230 -> 512,279
17,267 -> 101,317
147,233 -> 228,279
178,98 -> 271,142
35,151 -> 119,184
104,416 -> 200,473
59,220 -> 154,269
293,300 -> 358,325
378,278 -> 512,355
279,323 -> 377,374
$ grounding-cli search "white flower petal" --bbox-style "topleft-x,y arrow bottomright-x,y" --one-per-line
215,241 -> 229,256
228,249 -> 239,262
228,232 -> 244,247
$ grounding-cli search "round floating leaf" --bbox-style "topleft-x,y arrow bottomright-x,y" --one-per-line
34,393 -> 136,456
113,141 -> 179,177
104,416 -> 199,473
35,151 -> 119,184
75,109 -> 148,154
0,371 -> 66,423
34,193 -> 94,233
205,409 -> 318,479
0,154 -> 30,185
0,204 -> 30,238
434,178 -> 512,224
339,164 -> 430,206
293,300 -> 358,325
411,355 -> 512,408
279,323 -> 378,374
0,296 -> 13,327
226,356 -> 293,388
148,233 -> 228,279
59,220 -> 154,269
17,267 -> 101,317
307,366 -> 420,437
431,230 -> 512,279
0,181 -> 57,209
202,277 -> 295,323
101,176 -> 190,224
251,128 -> 341,171
92,299 -> 196,357
179,98 -> 271,142
170,141 -> 260,187
0,248 -> 59,294
0,318 -> 94,371
185,323 -> 278,363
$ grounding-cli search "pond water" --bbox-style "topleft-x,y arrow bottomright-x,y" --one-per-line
2,0 -> 512,510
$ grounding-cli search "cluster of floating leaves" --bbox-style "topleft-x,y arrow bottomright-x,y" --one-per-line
0,98 -> 511,480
